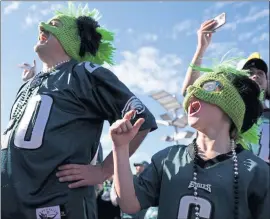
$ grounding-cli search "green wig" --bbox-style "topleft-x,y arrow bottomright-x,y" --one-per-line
39,2 -> 115,65
183,61 -> 262,150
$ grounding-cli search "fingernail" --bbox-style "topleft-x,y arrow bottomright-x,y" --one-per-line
59,178 -> 63,182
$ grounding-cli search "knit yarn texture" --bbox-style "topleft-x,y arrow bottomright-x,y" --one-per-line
183,72 -> 245,133
38,4 -> 115,65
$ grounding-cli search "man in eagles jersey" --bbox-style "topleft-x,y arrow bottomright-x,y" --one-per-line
1,3 -> 157,219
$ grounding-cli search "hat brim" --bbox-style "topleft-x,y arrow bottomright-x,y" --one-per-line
243,58 -> 268,76
134,163 -> 143,167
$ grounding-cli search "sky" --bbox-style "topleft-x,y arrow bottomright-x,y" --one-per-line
1,1 -> 269,171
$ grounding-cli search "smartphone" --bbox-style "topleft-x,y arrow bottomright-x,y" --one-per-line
211,12 -> 226,31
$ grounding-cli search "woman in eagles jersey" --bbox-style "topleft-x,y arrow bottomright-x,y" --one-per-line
107,64 -> 269,219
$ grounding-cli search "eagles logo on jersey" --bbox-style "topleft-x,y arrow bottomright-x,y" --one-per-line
122,96 -> 146,119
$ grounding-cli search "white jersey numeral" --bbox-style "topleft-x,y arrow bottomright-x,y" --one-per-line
14,95 -> 53,149
177,195 -> 212,219
1,129 -> 12,150
84,62 -> 100,73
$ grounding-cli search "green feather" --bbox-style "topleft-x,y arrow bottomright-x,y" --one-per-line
259,90 -> 265,101
237,118 -> 262,150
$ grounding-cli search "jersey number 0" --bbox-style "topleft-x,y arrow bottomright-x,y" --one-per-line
13,94 -> 53,149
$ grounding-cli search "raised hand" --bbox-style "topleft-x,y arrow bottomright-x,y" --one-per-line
109,110 -> 145,148
18,60 -> 36,81
197,19 -> 217,52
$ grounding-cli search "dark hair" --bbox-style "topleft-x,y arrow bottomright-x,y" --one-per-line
229,74 -> 263,132
76,16 -> 102,57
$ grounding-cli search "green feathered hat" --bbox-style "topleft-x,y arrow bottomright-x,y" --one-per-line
39,2 -> 115,65
183,61 -> 262,150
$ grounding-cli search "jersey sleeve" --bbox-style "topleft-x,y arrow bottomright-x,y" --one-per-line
74,62 -> 157,132
249,161 -> 270,219
133,147 -> 172,210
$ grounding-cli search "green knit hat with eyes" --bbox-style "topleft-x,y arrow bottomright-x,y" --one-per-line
39,2 -> 115,65
183,63 -> 261,149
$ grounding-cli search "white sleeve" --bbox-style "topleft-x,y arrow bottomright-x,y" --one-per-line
110,181 -> 119,206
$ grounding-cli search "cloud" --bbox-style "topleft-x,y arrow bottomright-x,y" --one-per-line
29,4 -> 37,11
104,46 -> 182,94
132,33 -> 159,45
41,4 -> 63,16
234,2 -> 249,8
221,22 -> 237,31
206,42 -> 245,59
251,32 -> 269,44
214,2 -> 234,9
256,23 -> 268,31
25,14 -> 41,27
237,22 -> 268,41
4,1 -> 20,15
23,3 -> 63,28
203,2 -> 233,16
126,28 -> 134,34
238,32 -> 254,41
125,28 -> 158,46
239,9 -> 269,23
172,20 -> 197,39
142,33 -> 158,42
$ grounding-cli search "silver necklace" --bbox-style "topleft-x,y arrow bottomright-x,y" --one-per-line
42,59 -> 71,73
3,59 -> 71,135
192,139 -> 239,219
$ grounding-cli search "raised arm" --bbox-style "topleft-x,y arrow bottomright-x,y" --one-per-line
111,110 -> 144,213
181,20 -> 216,96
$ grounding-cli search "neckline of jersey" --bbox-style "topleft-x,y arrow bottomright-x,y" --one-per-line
187,141 -> 244,168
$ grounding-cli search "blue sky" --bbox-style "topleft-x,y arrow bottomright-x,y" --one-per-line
1,1 -> 269,168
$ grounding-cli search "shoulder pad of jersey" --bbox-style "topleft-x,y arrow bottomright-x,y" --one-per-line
77,61 -> 102,73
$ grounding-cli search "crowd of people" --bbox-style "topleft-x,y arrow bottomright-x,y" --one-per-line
1,2 -> 269,219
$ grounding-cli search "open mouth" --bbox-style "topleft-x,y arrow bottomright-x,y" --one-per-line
38,27 -> 50,44
188,100 -> 201,116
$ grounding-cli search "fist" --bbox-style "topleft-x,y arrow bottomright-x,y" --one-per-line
109,110 -> 145,148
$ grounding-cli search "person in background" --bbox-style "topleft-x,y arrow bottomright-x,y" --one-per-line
181,19 -> 269,163
120,161 -> 158,219
97,175 -> 121,219
134,161 -> 149,176
236,53 -> 269,163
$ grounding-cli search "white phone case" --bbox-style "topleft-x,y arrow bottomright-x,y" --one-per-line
212,12 -> 226,31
